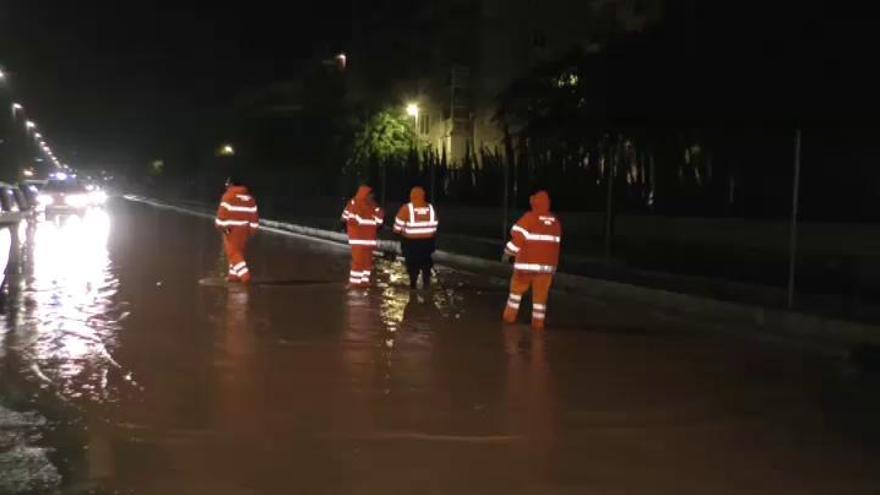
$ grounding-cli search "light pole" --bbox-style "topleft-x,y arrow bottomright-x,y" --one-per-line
406,102 -> 420,139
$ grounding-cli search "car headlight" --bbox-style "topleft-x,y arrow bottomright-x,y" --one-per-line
89,190 -> 108,205
37,194 -> 54,205
64,194 -> 88,207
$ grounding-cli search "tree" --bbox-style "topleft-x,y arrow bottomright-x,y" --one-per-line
347,108 -> 415,180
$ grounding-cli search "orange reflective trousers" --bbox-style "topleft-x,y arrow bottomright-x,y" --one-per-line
224,227 -> 252,283
503,272 -> 553,329
349,246 -> 374,287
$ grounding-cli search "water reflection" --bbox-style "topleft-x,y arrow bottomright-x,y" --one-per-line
5,210 -> 127,405
215,289 -> 256,434
504,327 -> 555,473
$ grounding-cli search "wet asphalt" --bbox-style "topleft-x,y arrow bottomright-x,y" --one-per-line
0,199 -> 879,494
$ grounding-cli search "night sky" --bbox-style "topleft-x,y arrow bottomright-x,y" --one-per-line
0,1 -> 350,169
3,1 -> 880,172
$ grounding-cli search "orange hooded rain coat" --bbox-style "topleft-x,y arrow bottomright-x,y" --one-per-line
341,186 -> 385,287
502,190 -> 562,329
216,185 -> 259,283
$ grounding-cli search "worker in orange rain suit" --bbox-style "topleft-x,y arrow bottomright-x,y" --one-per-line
341,185 -> 385,288
215,176 -> 259,283
502,190 -> 562,330
393,186 -> 439,289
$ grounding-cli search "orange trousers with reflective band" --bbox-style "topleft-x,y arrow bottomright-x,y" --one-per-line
224,228 -> 251,283
503,272 -> 553,329
349,246 -> 374,286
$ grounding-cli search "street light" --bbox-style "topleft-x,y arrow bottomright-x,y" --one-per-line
12,103 -> 22,113
25,120 -> 36,129
406,102 -> 420,118
0,68 -> 5,80
218,144 -> 235,156
33,132 -> 41,139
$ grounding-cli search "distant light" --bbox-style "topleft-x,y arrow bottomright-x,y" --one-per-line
25,120 -> 36,129
34,132 -> 42,139
22,169 -> 34,178
0,69 -> 5,80
55,172 -> 68,181
218,144 -> 235,156
12,102 -> 22,111
406,103 -> 420,118
336,53 -> 347,71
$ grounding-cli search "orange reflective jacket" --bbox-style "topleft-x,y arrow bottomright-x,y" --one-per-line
394,187 -> 438,239
504,191 -> 562,273
341,185 -> 385,246
216,186 -> 259,233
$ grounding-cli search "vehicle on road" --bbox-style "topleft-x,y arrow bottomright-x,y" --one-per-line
37,176 -> 97,214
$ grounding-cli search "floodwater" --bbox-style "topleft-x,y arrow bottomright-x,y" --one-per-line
1,199 -> 879,494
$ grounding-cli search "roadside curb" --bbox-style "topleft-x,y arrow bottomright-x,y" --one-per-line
123,195 -> 880,347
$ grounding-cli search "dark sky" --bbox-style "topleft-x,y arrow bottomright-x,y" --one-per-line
3,1 -> 880,171
0,1 -> 350,169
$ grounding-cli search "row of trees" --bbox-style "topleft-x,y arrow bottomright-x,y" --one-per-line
159,6 -> 879,223
340,20 -> 877,222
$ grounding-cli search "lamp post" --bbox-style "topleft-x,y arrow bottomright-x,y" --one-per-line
406,102 -> 420,138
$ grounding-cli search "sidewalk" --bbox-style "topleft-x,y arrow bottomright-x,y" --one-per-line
124,195 -> 880,350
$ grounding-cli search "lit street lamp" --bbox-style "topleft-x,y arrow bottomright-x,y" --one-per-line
217,144 -> 235,157
406,102 -> 421,143
34,132 -> 41,139
25,120 -> 36,129
0,68 -> 5,80
406,103 -> 420,118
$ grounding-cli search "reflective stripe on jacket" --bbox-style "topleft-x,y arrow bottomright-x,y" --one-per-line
216,186 -> 259,230
394,203 -> 438,239
505,214 -> 562,272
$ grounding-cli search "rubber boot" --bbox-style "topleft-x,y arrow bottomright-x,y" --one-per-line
421,267 -> 431,289
503,307 -> 518,324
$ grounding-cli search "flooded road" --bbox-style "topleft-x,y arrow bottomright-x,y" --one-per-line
1,199 -> 880,494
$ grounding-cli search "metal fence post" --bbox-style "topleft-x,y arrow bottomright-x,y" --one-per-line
502,152 -> 510,242
604,141 -> 616,261
787,129 -> 802,309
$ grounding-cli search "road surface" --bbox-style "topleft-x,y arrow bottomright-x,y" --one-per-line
1,199 -> 879,494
